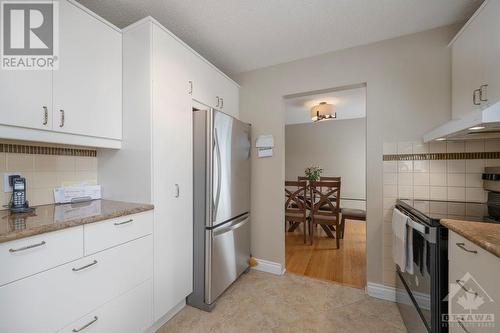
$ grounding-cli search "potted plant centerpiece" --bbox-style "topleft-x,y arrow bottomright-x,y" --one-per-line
305,166 -> 323,182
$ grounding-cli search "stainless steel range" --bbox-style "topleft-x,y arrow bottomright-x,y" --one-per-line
394,194 -> 500,333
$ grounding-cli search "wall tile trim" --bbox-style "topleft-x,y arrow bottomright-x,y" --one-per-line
0,143 -> 96,157
383,152 -> 500,161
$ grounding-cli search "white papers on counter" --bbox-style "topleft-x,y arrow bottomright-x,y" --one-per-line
53,185 -> 102,204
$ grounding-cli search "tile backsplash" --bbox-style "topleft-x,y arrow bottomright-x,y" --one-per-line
381,139 -> 500,286
0,152 -> 97,209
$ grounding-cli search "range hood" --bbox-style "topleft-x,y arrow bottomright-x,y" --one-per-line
423,101 -> 500,142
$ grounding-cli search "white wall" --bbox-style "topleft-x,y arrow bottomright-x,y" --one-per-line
285,118 -> 366,203
235,25 -> 457,285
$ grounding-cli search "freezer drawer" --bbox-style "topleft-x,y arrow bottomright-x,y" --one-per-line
206,215 -> 250,304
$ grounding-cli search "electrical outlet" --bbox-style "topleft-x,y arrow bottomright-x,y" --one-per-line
3,172 -> 21,193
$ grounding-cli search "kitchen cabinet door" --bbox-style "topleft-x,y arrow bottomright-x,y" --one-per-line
0,70 -> 52,130
53,0 -> 122,139
217,72 -> 239,118
191,54 -> 225,109
451,14 -> 484,120
152,25 -> 193,321
481,0 -> 500,108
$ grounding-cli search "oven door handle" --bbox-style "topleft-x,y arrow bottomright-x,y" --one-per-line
407,218 -> 437,244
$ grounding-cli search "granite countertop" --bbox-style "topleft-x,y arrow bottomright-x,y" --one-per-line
0,199 -> 154,244
441,219 -> 500,259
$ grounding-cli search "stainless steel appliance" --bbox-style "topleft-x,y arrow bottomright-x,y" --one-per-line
187,108 -> 251,311
395,198 -> 498,333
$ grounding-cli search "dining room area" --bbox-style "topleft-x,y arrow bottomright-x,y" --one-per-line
284,85 -> 367,289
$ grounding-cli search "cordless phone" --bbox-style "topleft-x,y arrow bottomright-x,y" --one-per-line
9,176 -> 33,213
12,177 -> 27,208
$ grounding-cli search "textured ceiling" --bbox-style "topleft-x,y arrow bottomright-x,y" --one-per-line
77,0 -> 482,76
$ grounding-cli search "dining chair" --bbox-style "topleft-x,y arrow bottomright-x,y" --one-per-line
309,180 -> 341,248
285,180 -> 308,243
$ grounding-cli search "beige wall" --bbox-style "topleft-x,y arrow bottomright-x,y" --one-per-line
235,25 -> 457,285
285,118 -> 366,200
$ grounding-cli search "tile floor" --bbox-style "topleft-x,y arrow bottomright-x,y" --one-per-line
158,270 -> 406,333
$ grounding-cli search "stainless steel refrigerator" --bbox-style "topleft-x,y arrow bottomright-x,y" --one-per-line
187,108 -> 251,311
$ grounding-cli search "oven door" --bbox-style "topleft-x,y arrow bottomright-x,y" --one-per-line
395,220 -> 436,333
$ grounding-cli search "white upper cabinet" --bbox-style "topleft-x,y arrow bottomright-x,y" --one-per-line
190,49 -> 239,118
0,0 -> 122,148
53,0 -> 122,139
481,0 -> 500,109
0,70 -> 52,130
451,0 -> 500,119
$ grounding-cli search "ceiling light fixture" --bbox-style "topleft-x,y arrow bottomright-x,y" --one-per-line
435,137 -> 446,141
469,126 -> 485,130
310,102 -> 336,122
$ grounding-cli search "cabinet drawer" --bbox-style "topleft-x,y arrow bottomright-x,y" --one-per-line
0,235 -> 152,333
84,211 -> 153,255
448,231 -> 500,277
58,279 -> 153,333
0,226 -> 83,286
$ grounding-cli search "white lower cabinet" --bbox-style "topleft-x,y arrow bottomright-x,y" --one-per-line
448,230 -> 500,333
0,233 -> 152,333
0,226 -> 83,287
57,279 -> 153,333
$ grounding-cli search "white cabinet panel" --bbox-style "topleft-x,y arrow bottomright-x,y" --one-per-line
84,210 -> 153,255
191,54 -> 221,109
152,24 -> 193,321
53,0 -> 122,139
57,279 -> 153,333
481,0 -> 500,108
218,73 -> 239,118
452,0 -> 500,119
0,226 -> 83,287
0,235 -> 152,333
451,13 -> 484,120
0,70 -> 52,130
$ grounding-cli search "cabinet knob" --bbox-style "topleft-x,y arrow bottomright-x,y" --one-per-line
188,80 -> 193,95
174,184 -> 180,198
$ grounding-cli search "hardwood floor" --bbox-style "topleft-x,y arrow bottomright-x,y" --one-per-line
285,219 -> 366,289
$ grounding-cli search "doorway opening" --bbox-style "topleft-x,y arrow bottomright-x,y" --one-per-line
283,84 -> 367,289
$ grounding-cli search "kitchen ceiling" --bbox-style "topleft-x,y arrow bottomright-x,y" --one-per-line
77,0 -> 482,76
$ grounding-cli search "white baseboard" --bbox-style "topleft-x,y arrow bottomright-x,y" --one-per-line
146,299 -> 186,333
251,258 -> 285,275
366,282 -> 396,302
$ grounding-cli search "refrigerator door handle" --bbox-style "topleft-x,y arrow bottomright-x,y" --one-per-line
213,128 -> 222,221
212,214 -> 250,237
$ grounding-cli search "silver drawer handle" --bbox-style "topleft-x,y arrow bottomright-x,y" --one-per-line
9,241 -> 46,253
72,316 -> 98,332
457,319 -> 470,333
72,260 -> 98,272
114,219 -> 133,226
456,280 -> 478,296
456,242 -> 477,254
